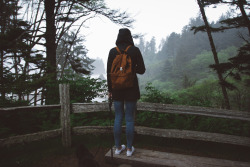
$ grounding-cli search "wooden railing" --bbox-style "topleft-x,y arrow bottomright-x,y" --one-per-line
0,84 -> 250,148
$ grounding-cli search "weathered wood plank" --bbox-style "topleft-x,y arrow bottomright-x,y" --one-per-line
73,126 -> 112,135
137,102 -> 250,121
105,148 -> 250,167
0,129 -> 61,147
0,125 -> 249,148
2,102 -> 247,121
72,103 -> 110,113
71,102 -> 250,121
0,104 -> 61,113
71,126 -> 250,147
59,84 -> 71,147
135,126 -> 250,147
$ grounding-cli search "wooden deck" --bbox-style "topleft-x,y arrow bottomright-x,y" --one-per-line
105,148 -> 250,167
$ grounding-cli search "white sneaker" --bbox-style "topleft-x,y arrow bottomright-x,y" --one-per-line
115,144 -> 126,155
126,146 -> 135,157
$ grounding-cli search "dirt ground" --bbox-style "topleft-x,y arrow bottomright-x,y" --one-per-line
34,147 -> 115,167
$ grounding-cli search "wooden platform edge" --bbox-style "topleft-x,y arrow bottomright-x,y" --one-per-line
105,148 -> 250,167
0,129 -> 61,147
135,126 -> 250,147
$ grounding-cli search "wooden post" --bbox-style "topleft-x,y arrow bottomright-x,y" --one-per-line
59,84 -> 71,147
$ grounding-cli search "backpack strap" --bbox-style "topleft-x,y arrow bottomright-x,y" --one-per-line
125,45 -> 132,52
115,47 -> 121,54
115,45 -> 132,54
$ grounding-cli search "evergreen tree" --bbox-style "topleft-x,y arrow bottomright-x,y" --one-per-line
196,0 -> 230,109
57,31 -> 94,79
157,32 -> 181,61
193,0 -> 250,99
20,0 -> 134,104
137,37 -> 146,56
201,0 -> 250,34
144,37 -> 157,62
0,0 -> 33,104
139,12 -> 247,93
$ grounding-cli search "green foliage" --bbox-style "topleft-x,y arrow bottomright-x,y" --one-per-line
1,78 -> 249,139
71,112 -> 113,127
0,76 -> 107,138
37,110 -> 60,131
136,80 -> 250,137
0,98 -> 29,108
227,77 -> 250,111
135,111 -> 250,137
185,46 -> 237,80
139,45 -> 249,110
173,79 -> 223,107
141,82 -> 174,104
43,75 -> 107,104
61,76 -> 107,103
182,75 -> 196,89
0,109 -> 60,138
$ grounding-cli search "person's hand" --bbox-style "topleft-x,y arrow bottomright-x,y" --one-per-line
108,92 -> 112,99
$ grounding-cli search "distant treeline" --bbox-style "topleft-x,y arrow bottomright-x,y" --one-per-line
136,14 -> 250,111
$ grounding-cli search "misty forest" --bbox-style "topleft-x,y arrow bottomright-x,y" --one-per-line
138,13 -> 250,110
0,0 -> 250,166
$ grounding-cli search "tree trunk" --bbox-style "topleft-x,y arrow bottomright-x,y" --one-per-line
238,0 -> 250,35
0,0 -> 5,102
0,50 -> 4,102
41,87 -> 45,105
34,89 -> 37,106
45,0 -> 57,104
197,0 -> 230,109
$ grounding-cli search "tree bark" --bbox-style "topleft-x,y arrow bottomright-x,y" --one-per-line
0,0 -> 5,102
45,0 -> 56,78
45,0 -> 57,104
197,0 -> 230,109
237,0 -> 250,35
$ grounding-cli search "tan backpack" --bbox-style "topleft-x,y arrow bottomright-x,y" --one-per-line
110,45 -> 134,90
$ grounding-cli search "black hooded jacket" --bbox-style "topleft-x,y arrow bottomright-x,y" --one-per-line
107,28 -> 146,101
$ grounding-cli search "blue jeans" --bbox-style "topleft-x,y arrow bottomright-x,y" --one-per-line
113,100 -> 136,149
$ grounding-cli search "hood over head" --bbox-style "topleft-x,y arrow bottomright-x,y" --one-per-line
115,28 -> 134,46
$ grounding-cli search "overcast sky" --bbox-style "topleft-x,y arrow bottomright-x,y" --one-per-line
83,0 -> 229,68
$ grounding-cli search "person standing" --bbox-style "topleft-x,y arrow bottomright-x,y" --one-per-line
107,28 -> 146,156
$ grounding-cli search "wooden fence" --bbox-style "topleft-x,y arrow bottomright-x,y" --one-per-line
0,84 -> 250,148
